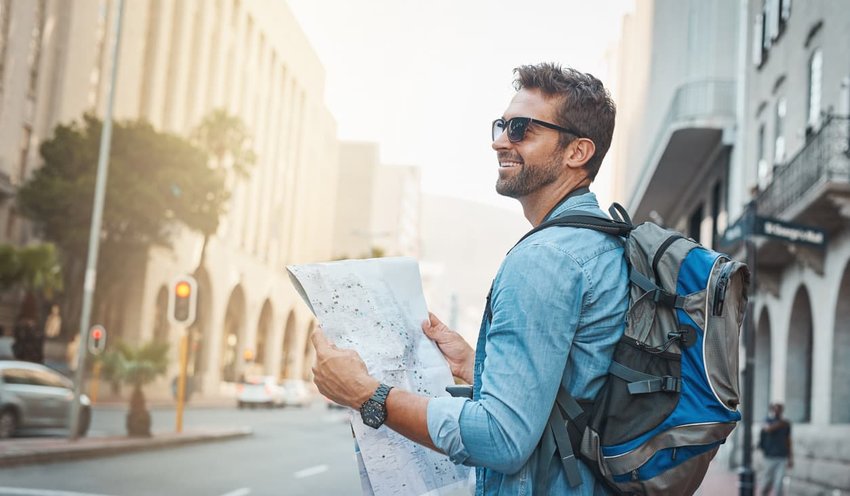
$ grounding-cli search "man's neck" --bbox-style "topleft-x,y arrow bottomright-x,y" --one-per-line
519,178 -> 591,226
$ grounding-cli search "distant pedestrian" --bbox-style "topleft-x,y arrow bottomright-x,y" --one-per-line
759,402 -> 793,496
44,304 -> 62,339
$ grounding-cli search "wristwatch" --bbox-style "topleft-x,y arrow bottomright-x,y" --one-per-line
360,383 -> 393,429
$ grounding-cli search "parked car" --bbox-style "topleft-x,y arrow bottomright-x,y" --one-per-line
280,379 -> 312,407
236,376 -> 284,408
0,360 -> 91,438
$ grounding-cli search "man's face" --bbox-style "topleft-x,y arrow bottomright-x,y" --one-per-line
492,88 -> 568,198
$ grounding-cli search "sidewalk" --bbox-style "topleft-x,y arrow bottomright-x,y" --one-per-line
697,462 -> 740,495
0,427 -> 253,468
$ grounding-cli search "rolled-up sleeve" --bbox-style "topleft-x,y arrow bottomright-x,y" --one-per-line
427,396 -> 471,464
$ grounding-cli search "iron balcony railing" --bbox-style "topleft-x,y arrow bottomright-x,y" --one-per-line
629,80 -> 736,212
757,116 -> 850,217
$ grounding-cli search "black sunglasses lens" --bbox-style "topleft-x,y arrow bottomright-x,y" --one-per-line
507,118 -> 529,142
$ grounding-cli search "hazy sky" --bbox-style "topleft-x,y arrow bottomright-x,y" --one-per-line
286,0 -> 635,212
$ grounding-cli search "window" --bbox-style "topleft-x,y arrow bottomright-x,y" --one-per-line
807,49 -> 823,132
0,0 -> 12,96
753,13 -> 765,67
757,124 -> 771,189
688,204 -> 704,243
774,97 -> 787,166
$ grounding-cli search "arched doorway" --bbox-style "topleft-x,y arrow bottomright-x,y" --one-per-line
255,300 -> 273,373
152,286 -> 169,343
832,262 -> 850,423
755,308 -> 772,420
301,321 -> 316,380
786,286 -> 813,422
220,285 -> 246,382
281,310 -> 297,379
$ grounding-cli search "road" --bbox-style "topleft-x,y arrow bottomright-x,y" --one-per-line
0,401 -> 360,496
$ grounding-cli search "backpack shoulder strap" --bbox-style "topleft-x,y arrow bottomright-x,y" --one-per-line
510,211 -> 633,254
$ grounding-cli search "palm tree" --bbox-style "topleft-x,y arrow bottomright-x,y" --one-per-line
100,340 -> 169,437
190,109 -> 257,269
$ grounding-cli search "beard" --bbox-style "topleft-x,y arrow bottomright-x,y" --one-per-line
495,149 -> 564,198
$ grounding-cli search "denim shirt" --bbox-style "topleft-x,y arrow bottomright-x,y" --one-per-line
427,191 -> 629,495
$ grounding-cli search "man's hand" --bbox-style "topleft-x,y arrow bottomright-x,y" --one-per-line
311,329 -> 379,409
422,312 -> 474,384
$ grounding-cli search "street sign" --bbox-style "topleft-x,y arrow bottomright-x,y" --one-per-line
88,325 -> 106,355
753,216 -> 827,248
168,275 -> 198,327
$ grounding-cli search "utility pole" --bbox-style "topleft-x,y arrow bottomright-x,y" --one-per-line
69,0 -> 126,441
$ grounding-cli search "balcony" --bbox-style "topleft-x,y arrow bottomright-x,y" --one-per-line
627,80 -> 736,222
755,116 -> 850,268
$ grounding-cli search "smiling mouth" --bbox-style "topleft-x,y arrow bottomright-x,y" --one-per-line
499,161 -> 522,168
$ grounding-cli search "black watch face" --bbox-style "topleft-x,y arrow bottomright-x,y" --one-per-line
361,399 -> 387,428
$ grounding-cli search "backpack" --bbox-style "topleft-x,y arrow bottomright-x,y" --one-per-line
496,203 -> 750,495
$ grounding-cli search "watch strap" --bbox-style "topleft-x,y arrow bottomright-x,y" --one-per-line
370,383 -> 393,405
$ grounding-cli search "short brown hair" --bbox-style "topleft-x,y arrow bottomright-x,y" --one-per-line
513,63 -> 616,181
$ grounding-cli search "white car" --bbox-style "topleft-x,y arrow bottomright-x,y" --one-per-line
280,379 -> 312,407
236,376 -> 284,408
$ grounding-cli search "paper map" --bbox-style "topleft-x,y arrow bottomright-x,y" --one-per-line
287,257 -> 471,496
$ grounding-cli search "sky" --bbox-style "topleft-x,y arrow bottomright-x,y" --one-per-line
285,0 -> 636,212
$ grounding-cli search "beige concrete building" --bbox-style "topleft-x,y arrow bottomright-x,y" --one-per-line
0,0 -> 340,396
333,141 -> 421,260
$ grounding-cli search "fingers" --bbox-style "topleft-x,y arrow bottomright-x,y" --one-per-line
311,328 -> 334,352
423,312 -> 446,338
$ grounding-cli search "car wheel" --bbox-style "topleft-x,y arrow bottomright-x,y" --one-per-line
77,406 -> 91,437
0,408 -> 18,439
237,401 -> 244,409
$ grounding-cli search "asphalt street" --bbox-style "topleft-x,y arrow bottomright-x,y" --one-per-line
0,401 -> 360,496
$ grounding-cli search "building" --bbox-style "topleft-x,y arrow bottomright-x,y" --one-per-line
332,141 -> 421,260
737,0 -> 850,492
0,0 -> 340,396
615,0 -> 850,491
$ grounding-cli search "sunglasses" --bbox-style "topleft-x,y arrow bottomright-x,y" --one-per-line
491,117 -> 584,143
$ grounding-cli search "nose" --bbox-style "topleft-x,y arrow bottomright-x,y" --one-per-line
492,128 -> 511,152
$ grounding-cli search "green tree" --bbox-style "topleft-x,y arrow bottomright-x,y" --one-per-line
17,115 -> 229,337
100,340 -> 169,436
0,243 -> 63,321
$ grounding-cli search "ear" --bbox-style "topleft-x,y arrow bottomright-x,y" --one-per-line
564,138 -> 596,170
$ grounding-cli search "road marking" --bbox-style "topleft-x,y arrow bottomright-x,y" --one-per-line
217,489 -> 251,496
293,464 -> 329,479
0,488 -> 112,496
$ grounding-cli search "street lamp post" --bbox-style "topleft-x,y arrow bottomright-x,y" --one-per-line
739,200 -> 758,496
68,0 -> 126,441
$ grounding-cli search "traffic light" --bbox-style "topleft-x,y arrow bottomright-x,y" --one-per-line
88,325 -> 107,355
168,275 -> 198,326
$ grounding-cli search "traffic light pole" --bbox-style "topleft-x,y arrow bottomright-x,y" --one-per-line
175,325 -> 189,433
69,0 -> 125,441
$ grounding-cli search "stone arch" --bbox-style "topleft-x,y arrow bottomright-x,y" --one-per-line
832,261 -> 850,423
220,285 -> 246,383
255,299 -> 274,373
301,320 -> 317,380
152,286 -> 169,343
785,285 -> 813,423
281,310 -> 297,378
755,308 -> 772,420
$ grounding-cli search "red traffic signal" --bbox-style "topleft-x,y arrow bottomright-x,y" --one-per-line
88,325 -> 106,355
168,275 -> 198,326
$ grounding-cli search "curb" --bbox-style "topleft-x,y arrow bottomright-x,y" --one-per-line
0,427 -> 253,468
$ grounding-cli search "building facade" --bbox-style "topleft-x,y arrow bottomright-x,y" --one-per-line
615,0 -> 850,492
332,141 -> 421,260
0,0 -> 340,396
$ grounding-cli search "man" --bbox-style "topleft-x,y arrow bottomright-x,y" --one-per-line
312,63 -> 628,494
759,402 -> 793,496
